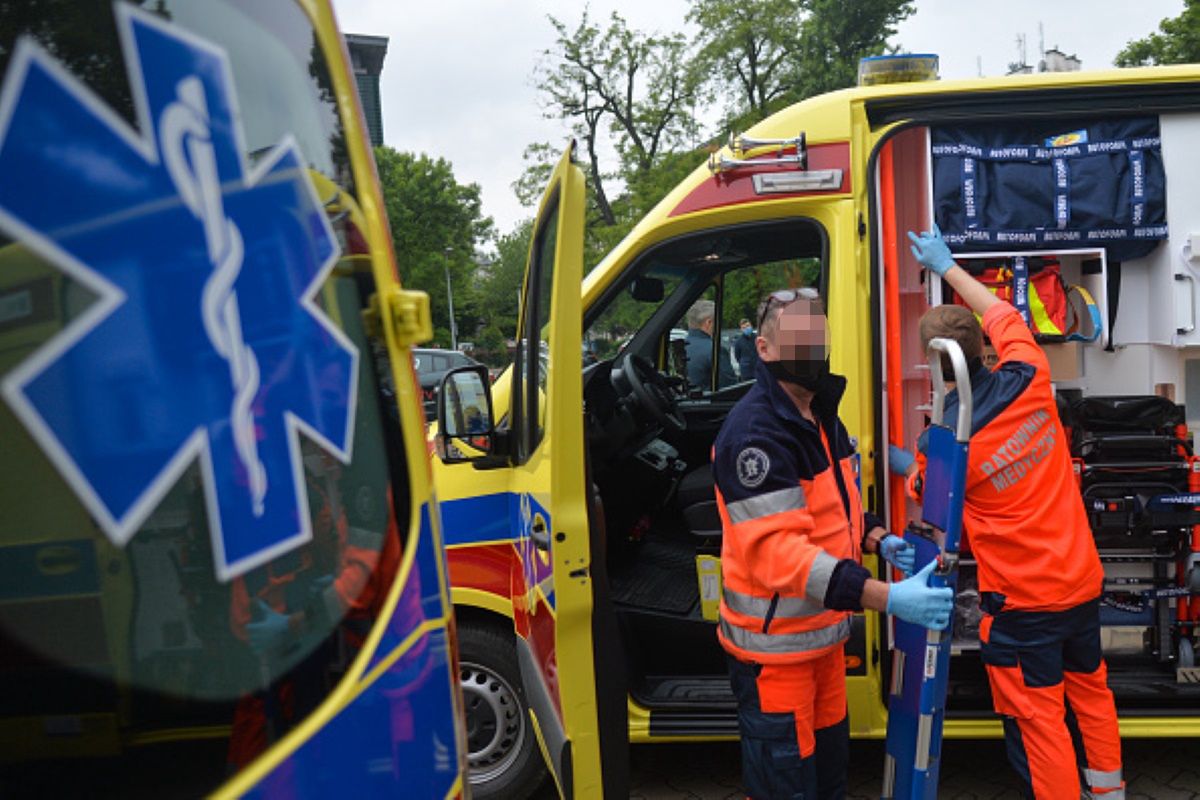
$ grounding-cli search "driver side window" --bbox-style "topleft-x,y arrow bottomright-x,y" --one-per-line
584,271 -> 682,364
513,195 -> 558,463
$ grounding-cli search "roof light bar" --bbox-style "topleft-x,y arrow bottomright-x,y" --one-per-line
858,54 -> 940,87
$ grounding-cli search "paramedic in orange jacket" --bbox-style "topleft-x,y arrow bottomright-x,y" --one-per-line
228,461 -> 400,768
712,288 -> 954,800
907,226 -> 1123,800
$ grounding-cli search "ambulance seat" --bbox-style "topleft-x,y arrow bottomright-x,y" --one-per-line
678,464 -> 722,538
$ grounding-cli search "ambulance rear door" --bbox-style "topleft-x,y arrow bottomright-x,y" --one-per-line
506,143 -> 623,797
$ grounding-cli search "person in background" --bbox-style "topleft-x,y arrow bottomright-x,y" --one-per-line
685,299 -> 736,389
904,225 -> 1123,800
713,287 -> 951,800
733,317 -> 758,380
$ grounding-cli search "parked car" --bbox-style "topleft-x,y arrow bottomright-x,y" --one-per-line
413,348 -> 480,417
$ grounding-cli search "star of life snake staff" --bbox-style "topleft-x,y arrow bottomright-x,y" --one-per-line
160,75 -> 268,516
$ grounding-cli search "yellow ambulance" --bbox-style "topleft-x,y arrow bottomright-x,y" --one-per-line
434,57 -> 1200,798
0,1 -> 466,796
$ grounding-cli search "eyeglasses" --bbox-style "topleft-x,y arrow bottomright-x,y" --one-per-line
757,287 -> 820,329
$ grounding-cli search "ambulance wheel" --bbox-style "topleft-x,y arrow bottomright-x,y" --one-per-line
458,623 -> 546,800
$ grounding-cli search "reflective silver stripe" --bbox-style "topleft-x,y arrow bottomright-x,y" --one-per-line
719,616 -> 850,655
1089,790 -> 1125,800
725,486 -> 806,524
723,586 -> 825,620
914,713 -> 932,770
804,551 -> 839,602
1085,768 -> 1124,790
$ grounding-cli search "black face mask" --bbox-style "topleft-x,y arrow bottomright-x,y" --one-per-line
764,357 -> 829,391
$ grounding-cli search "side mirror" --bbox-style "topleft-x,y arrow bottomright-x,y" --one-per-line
436,365 -> 496,464
629,276 -> 664,303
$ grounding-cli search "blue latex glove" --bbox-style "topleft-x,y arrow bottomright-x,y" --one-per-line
246,599 -> 290,656
886,560 -> 953,630
888,444 -> 915,476
879,534 -> 916,576
907,224 -> 957,276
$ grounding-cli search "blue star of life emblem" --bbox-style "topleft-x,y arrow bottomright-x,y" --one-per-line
0,5 -> 358,581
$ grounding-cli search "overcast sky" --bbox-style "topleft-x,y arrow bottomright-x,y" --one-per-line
331,0 -> 1185,238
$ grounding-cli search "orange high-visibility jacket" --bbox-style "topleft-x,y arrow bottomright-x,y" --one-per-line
713,361 -> 881,664
910,302 -> 1103,612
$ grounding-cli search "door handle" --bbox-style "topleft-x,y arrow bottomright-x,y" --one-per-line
1176,273 -> 1196,335
531,515 -> 550,551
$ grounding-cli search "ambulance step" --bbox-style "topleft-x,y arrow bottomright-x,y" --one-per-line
1104,664 -> 1200,703
634,676 -> 736,708
648,709 -> 740,738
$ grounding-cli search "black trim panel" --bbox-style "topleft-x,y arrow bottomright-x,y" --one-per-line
865,81 -> 1200,129
516,636 -> 572,796
587,476 -> 631,799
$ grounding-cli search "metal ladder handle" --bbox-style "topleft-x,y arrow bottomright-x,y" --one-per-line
926,337 -> 973,444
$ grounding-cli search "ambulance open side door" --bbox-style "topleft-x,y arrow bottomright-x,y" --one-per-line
507,143 -> 617,798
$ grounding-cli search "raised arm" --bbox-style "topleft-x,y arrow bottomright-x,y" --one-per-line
908,225 -> 999,317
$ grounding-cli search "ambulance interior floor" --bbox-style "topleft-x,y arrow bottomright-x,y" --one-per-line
609,536 -> 700,615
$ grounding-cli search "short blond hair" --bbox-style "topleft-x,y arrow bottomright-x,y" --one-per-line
919,305 -> 983,374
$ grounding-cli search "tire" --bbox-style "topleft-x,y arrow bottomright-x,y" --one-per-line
457,622 -> 547,800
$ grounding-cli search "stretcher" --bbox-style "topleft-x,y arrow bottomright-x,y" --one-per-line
881,338 -> 973,800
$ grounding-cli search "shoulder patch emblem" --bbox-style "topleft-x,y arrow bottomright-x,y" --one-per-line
736,447 -> 770,488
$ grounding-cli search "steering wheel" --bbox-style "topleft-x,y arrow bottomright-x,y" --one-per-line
619,354 -> 687,434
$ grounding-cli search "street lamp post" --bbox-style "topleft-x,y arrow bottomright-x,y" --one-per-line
443,246 -> 457,351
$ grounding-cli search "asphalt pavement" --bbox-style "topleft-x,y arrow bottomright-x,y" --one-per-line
622,736 -> 1200,799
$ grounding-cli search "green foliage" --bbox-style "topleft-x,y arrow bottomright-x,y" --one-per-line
620,149 -> 708,220
483,3 -> 907,345
791,0 -> 915,100
513,143 -> 559,209
520,1 -> 913,254
479,219 -> 534,340
531,10 -> 698,228
585,274 -> 683,358
0,0 -> 144,124
373,146 -> 494,342
476,325 -> 509,367
687,0 -> 806,120
1116,0 -> 1200,66
722,259 -> 821,326
686,0 -> 913,128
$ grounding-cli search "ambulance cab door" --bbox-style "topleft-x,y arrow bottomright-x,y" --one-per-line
508,143 -> 609,797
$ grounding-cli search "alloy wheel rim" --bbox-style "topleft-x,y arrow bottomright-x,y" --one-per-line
460,660 -> 525,783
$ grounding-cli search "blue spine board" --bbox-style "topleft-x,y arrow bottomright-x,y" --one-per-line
920,425 -> 969,551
